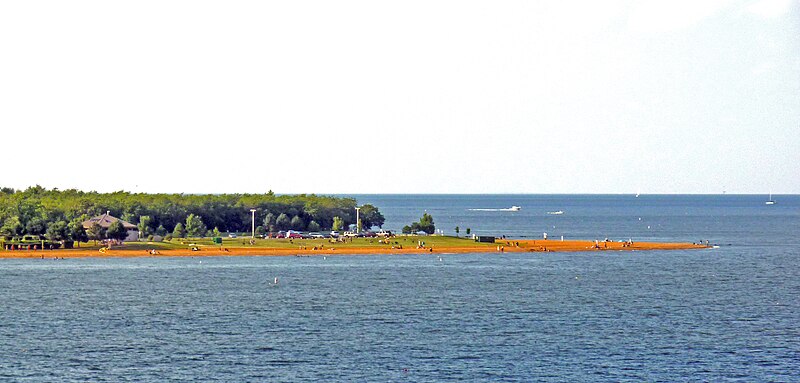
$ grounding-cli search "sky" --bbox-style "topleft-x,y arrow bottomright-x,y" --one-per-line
1,0 -> 798,194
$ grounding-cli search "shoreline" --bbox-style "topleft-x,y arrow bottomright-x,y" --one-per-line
0,239 -> 709,259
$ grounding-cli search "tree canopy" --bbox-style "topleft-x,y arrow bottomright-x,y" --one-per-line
402,212 -> 435,234
0,186 -> 381,241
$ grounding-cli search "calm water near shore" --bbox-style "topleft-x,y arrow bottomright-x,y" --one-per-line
1,195 -> 798,381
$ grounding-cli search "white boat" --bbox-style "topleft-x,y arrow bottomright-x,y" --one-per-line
509,206 -> 521,211
766,193 -> 776,205
547,210 -> 564,215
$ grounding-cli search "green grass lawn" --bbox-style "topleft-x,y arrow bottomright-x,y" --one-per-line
123,235 -> 497,250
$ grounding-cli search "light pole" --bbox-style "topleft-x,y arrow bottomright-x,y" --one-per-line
250,209 -> 257,238
355,207 -> 360,233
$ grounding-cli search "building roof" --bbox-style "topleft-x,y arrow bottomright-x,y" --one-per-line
82,211 -> 137,230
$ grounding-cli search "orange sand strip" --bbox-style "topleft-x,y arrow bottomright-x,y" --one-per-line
0,240 -> 708,259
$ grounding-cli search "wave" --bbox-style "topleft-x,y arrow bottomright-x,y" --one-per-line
468,207 -> 520,212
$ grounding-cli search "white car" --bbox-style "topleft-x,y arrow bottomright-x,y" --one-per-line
228,232 -> 238,238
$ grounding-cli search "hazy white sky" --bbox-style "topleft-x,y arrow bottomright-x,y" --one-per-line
1,0 -> 798,194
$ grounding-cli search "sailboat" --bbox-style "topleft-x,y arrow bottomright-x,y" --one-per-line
765,193 -> 776,205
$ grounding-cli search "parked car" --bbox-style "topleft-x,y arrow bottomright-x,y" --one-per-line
376,230 -> 393,237
343,231 -> 358,237
287,231 -> 303,239
228,232 -> 238,238
329,231 -> 340,238
362,231 -> 377,238
308,232 -> 325,239
275,231 -> 287,239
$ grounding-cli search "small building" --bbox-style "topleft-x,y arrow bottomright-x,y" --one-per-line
82,211 -> 138,242
475,236 -> 496,243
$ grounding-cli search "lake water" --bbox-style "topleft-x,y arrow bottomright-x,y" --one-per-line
1,195 -> 798,382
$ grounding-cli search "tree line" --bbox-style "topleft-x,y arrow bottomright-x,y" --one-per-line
0,186 -> 385,242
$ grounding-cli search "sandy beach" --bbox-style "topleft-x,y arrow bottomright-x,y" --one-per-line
0,239 -> 708,259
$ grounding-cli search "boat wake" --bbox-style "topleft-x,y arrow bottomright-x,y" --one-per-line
469,206 -> 521,212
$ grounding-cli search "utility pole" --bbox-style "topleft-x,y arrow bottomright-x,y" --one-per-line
355,207 -> 360,233
250,209 -> 257,238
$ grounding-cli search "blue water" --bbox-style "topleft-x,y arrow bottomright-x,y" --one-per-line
1,195 -> 798,382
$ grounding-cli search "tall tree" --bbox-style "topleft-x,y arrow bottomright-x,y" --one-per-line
185,214 -> 207,237
155,224 -> 167,237
172,222 -> 186,238
263,213 -> 275,229
25,217 -> 47,235
290,215 -> 305,230
0,216 -> 23,238
358,204 -> 385,229
405,212 -> 435,234
332,216 -> 344,232
106,221 -> 128,242
275,213 -> 290,230
67,220 -> 88,246
87,222 -> 105,245
45,220 -> 69,242
138,216 -> 153,237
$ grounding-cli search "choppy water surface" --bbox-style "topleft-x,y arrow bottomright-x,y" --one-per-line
1,195 -> 798,381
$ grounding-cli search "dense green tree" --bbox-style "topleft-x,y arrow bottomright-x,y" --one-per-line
332,216 -> 344,232
255,225 -> 265,236
212,227 -> 221,237
25,217 -> 47,235
185,214 -> 207,237
67,220 -> 88,246
45,220 -> 69,241
307,220 -> 320,232
106,221 -> 128,241
275,213 -> 290,230
0,187 -> 378,239
138,216 -> 153,237
1,216 -> 23,238
466,228 -> 471,236
455,226 -> 460,237
405,212 -> 435,234
155,224 -> 167,237
290,215 -> 305,230
263,213 -> 275,229
358,204 -> 385,229
120,212 -> 135,225
172,222 -> 186,238
87,222 -> 105,245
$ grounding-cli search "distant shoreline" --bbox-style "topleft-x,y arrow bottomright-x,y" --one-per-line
0,239 -> 709,259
